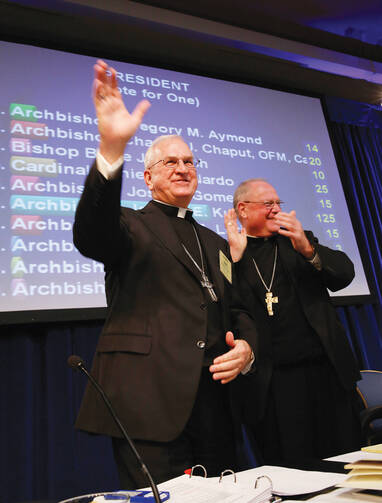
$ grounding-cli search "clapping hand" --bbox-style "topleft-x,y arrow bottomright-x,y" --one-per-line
275,210 -> 314,258
224,208 -> 247,262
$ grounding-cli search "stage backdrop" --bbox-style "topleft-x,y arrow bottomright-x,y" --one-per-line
0,98 -> 381,503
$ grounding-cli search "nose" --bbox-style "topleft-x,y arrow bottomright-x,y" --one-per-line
175,159 -> 188,172
268,202 -> 281,215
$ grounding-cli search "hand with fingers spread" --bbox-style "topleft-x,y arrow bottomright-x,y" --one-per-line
224,208 -> 247,262
209,331 -> 253,384
275,210 -> 315,258
93,60 -> 151,163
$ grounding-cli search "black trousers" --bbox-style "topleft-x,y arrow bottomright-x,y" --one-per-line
252,355 -> 361,471
112,367 -> 237,489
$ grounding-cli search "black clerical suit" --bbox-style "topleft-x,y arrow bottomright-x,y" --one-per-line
234,232 -> 361,469
73,162 -> 257,486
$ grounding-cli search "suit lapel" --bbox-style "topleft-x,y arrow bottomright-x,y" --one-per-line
195,223 -> 225,297
138,201 -> 225,297
138,201 -> 202,282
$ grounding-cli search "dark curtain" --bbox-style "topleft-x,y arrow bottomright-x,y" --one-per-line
1,98 -> 382,503
328,121 -> 382,369
0,322 -> 119,503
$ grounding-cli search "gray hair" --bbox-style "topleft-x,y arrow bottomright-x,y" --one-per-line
233,178 -> 268,214
144,135 -> 184,169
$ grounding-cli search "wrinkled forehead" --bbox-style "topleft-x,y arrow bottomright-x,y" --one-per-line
153,138 -> 193,161
246,182 -> 280,201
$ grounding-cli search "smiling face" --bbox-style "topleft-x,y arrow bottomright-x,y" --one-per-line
237,181 -> 282,237
144,137 -> 198,207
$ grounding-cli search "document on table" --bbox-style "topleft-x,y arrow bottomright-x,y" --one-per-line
325,450 -> 382,464
151,465 -> 345,501
155,474 -> 271,503
207,466 -> 347,496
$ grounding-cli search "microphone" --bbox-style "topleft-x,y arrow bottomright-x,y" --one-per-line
68,355 -> 161,503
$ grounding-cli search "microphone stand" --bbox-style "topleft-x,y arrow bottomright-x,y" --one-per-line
69,356 -> 161,503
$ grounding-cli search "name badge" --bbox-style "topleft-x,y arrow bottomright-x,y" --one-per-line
219,250 -> 232,284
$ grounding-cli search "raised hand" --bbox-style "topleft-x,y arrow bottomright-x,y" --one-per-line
93,60 -> 151,163
275,210 -> 314,258
224,208 -> 247,262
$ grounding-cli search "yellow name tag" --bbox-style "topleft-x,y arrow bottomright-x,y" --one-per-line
219,250 -> 232,284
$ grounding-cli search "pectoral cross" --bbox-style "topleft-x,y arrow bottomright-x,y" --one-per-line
201,273 -> 218,302
265,291 -> 278,316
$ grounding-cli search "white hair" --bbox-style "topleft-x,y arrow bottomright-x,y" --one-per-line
233,178 -> 268,214
144,135 -> 184,169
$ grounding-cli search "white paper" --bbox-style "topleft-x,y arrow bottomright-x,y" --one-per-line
156,475 -> 265,503
325,450 -> 382,463
141,465 -> 346,501
208,466 -> 347,496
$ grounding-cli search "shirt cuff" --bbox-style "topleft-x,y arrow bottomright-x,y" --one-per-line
96,150 -> 124,179
307,248 -> 322,271
241,350 -> 255,375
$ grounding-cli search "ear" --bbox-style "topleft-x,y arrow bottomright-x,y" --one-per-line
144,169 -> 154,190
237,201 -> 247,220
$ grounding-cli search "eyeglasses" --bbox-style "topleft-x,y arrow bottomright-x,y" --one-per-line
243,200 -> 284,209
148,157 -> 200,171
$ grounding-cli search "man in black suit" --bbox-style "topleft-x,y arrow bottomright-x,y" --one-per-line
224,178 -> 361,470
73,60 -> 257,488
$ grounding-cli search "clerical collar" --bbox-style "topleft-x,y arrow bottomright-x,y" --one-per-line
152,199 -> 194,220
247,234 -> 275,241
247,234 -> 277,246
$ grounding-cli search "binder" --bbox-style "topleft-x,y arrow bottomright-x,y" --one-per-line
153,465 -> 278,503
